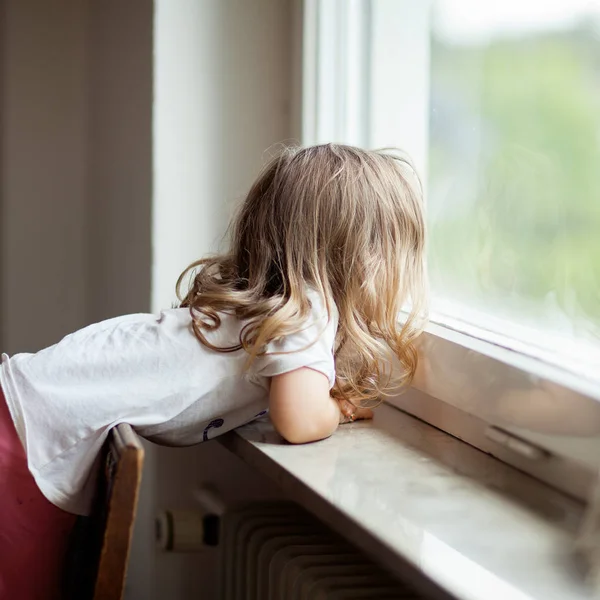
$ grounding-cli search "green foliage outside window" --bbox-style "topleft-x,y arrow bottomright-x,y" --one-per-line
429,25 -> 600,343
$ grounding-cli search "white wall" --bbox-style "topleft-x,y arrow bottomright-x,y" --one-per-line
86,0 -> 153,324
1,0 -> 88,353
153,0 -> 293,310
0,0 -> 154,350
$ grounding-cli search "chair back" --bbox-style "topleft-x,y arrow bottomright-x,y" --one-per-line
64,424 -> 144,600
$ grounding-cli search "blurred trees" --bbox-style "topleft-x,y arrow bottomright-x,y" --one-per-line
428,25 -> 600,341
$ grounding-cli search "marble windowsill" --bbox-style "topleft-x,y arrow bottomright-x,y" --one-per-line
218,403 -> 596,600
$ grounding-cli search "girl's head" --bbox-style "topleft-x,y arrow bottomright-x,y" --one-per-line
178,143 -> 427,406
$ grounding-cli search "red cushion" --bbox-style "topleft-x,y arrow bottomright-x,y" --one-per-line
0,388 -> 76,600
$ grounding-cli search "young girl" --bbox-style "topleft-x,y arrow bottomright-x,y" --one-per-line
0,143 -> 426,599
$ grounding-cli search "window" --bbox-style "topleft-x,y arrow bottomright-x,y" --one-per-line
301,0 -> 600,500
429,0 -> 600,380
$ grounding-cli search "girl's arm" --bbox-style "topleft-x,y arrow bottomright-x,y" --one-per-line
269,368 -> 372,444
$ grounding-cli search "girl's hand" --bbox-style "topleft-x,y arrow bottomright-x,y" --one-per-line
337,399 -> 374,424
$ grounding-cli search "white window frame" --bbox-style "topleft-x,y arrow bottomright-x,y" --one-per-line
298,0 -> 600,502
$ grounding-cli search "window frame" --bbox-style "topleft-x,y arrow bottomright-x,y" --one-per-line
298,0 -> 600,501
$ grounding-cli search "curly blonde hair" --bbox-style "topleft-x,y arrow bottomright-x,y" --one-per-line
177,143 -> 427,407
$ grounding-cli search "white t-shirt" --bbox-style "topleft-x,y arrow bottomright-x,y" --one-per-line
0,290 -> 337,515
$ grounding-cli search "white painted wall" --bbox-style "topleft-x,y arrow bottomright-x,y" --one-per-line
1,0 -> 88,353
153,0 -> 293,310
86,0 -> 153,324
0,0 -> 154,349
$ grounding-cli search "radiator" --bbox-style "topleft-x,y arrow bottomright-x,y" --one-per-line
217,501 -> 423,600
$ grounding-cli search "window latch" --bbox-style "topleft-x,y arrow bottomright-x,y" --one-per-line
484,426 -> 550,460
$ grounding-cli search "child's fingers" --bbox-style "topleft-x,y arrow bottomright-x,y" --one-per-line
337,400 -> 374,422
337,399 -> 354,418
355,407 -> 374,420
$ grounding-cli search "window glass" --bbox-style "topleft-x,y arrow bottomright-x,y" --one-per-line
428,1 -> 600,375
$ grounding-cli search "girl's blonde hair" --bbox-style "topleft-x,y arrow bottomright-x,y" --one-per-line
177,143 -> 427,407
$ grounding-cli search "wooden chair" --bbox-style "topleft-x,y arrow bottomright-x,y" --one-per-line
63,424 -> 145,600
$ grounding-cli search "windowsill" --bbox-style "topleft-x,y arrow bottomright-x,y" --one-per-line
219,403 -> 592,600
